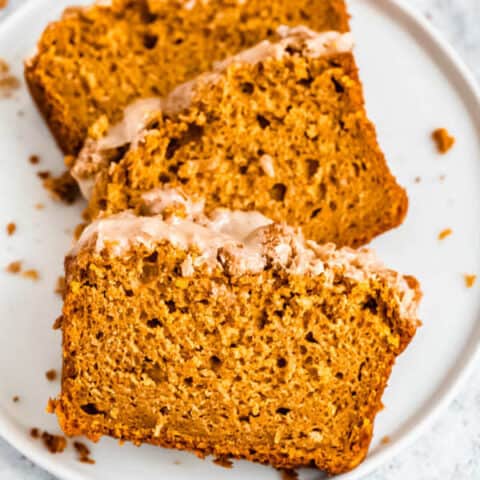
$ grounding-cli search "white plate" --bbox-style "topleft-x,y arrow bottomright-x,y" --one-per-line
0,0 -> 479,479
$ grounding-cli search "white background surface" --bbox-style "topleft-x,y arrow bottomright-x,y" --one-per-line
0,1 -> 479,479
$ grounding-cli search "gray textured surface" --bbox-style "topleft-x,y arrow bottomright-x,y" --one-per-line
0,0 -> 479,478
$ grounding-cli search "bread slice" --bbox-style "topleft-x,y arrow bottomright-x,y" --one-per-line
53,190 -> 421,475
74,27 -> 407,247
25,0 -> 349,154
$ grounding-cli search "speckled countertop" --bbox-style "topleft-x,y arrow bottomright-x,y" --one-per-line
0,0 -> 479,479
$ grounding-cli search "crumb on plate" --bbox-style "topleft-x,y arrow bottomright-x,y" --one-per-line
438,228 -> 452,240
414,176 -> 421,183
380,436 -> 391,445
12,395 -> 19,403
73,441 -> 95,464
30,428 -> 40,439
35,203 -> 45,210
55,276 -> 66,298
43,170 -> 80,205
41,431 -> 67,454
213,456 -> 233,468
37,170 -> 51,180
46,398 -> 56,414
464,274 -> 477,288
6,222 -> 16,235
22,269 -> 39,281
53,315 -> 63,330
6,260 -> 22,274
0,58 -> 20,98
45,369 -> 57,381
279,469 -> 298,480
29,154 -> 40,165
432,128 -> 455,154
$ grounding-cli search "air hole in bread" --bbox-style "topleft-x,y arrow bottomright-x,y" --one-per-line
331,76 -> 344,93
146,318 -> 162,328
362,297 -> 378,314
165,300 -> 176,313
298,76 -> 314,87
80,403 -> 101,415
165,138 -> 179,159
306,159 -> 319,178
241,82 -> 254,94
305,332 -> 318,343
143,34 -> 158,49
158,173 -> 170,183
210,355 -> 222,368
256,114 -> 270,129
270,183 -> 287,201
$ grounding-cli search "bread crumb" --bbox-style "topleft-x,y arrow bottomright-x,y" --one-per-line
43,170 -> 80,205
0,58 -> 20,98
22,269 -> 39,281
213,456 -> 233,468
55,276 -> 66,298
439,174 -> 446,182
12,396 -> 19,403
53,315 -> 63,330
45,369 -> 57,381
6,222 -> 16,236
41,431 -> 67,454
279,469 -> 298,480
37,170 -> 51,180
438,228 -> 453,240
414,176 -> 421,183
35,203 -> 45,210
6,260 -> 22,274
380,436 -> 391,445
46,398 -> 56,414
432,128 -> 455,154
29,155 -> 40,165
73,441 -> 90,455
464,274 -> 477,288
6,262 -> 39,280
73,441 -> 95,464
79,456 -> 95,464
30,428 -> 40,439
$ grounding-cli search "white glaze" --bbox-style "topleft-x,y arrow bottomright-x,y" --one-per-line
71,187 -> 419,323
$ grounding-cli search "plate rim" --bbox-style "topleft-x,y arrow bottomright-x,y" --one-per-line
0,0 -> 479,479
